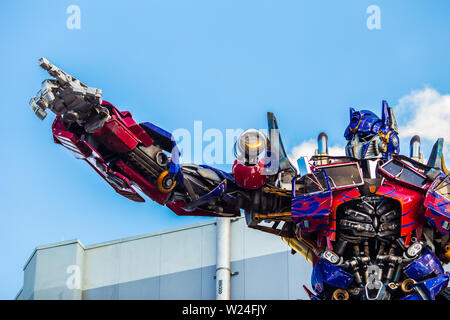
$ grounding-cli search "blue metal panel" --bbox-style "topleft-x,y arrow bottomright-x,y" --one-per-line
183,180 -> 227,211
403,250 -> 444,280
200,165 -> 236,184
413,274 -> 449,300
311,259 -> 353,295
401,293 -> 422,300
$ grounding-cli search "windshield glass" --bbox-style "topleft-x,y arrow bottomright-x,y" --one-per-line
294,172 -> 328,196
321,163 -> 363,189
382,160 -> 428,188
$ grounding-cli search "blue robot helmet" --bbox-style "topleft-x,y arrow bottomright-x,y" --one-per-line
344,100 -> 400,161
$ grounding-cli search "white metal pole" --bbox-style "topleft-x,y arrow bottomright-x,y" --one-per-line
216,217 -> 231,300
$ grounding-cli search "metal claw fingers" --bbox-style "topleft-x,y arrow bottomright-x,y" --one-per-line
29,96 -> 47,120
30,57 -> 104,125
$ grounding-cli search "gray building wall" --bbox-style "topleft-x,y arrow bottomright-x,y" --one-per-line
16,217 -> 312,300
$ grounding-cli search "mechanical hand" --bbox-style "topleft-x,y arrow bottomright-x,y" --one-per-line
29,57 -> 108,133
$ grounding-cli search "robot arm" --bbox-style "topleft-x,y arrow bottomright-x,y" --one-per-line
29,58 -> 294,222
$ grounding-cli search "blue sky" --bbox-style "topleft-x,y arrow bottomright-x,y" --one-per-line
1,0 -> 449,299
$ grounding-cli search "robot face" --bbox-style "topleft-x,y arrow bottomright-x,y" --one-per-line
345,133 -> 387,160
344,101 -> 400,161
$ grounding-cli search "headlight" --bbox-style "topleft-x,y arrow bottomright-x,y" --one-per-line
234,129 -> 267,166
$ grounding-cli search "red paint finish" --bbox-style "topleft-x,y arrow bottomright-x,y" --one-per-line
51,117 -> 145,202
424,187 -> 450,235
232,159 -> 267,190
115,160 -> 169,205
103,101 -> 153,147
92,116 -> 139,153
378,158 -> 432,192
328,182 -> 425,244
291,191 -> 333,235
376,181 -> 425,244
330,188 -> 361,241
92,102 -> 153,153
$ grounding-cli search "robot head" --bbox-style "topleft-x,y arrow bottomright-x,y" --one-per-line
344,100 -> 400,161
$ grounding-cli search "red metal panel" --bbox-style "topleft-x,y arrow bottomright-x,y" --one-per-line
92,116 -> 140,153
51,117 -> 145,202
424,184 -> 450,235
376,181 -> 425,245
330,188 -> 361,242
115,160 -> 169,205
92,102 -> 154,153
232,159 -> 267,190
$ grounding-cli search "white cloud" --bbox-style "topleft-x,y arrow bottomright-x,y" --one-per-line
394,87 -> 450,162
287,87 -> 449,171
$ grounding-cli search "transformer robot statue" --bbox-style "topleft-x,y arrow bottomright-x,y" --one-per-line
29,58 -> 450,300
